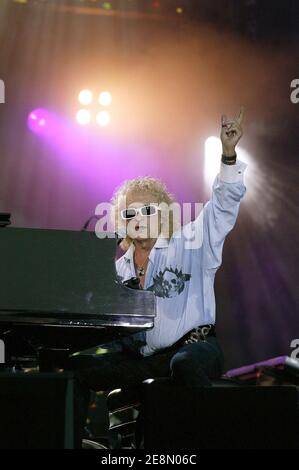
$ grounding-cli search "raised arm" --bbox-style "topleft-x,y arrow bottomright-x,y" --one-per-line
203,107 -> 247,271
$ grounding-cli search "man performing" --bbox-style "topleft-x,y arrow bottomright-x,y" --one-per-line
73,108 -> 246,443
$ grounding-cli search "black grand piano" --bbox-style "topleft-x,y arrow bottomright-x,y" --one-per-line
0,227 -> 156,369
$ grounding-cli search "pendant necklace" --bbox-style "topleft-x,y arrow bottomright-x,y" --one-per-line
135,255 -> 149,277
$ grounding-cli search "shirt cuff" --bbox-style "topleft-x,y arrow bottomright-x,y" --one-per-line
219,159 -> 247,184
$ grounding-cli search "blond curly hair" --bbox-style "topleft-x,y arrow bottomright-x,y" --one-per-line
111,176 -> 178,252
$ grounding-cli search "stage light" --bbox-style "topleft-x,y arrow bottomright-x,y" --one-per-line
78,89 -> 93,106
176,7 -> 183,14
27,108 -> 49,133
98,91 -> 112,106
204,137 -> 222,188
96,110 -> 110,127
76,109 -> 91,125
76,89 -> 112,126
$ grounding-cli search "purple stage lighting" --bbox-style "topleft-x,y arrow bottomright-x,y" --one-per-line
27,108 -> 49,133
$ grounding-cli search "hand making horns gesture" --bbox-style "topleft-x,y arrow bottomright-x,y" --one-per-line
221,107 -> 245,157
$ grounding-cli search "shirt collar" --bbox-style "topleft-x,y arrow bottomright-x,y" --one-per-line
124,235 -> 169,263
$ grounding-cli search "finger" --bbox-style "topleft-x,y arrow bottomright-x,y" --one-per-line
225,123 -> 242,136
223,120 -> 240,127
227,130 -> 241,138
236,106 -> 245,125
226,128 -> 242,139
226,123 -> 241,131
224,122 -> 243,134
221,114 -> 227,127
226,122 -> 242,132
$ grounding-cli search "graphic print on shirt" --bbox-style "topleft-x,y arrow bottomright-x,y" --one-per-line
147,267 -> 191,298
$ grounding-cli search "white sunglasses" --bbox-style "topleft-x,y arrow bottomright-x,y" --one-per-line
120,204 -> 161,220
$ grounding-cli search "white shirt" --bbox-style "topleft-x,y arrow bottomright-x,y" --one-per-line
116,160 -> 247,357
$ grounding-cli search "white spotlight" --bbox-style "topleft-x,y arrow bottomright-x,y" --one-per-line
204,137 -> 223,188
96,110 -> 111,127
76,109 -> 91,125
78,89 -> 93,106
98,91 -> 112,107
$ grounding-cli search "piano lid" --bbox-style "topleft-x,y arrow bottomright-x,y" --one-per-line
0,227 -> 156,326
